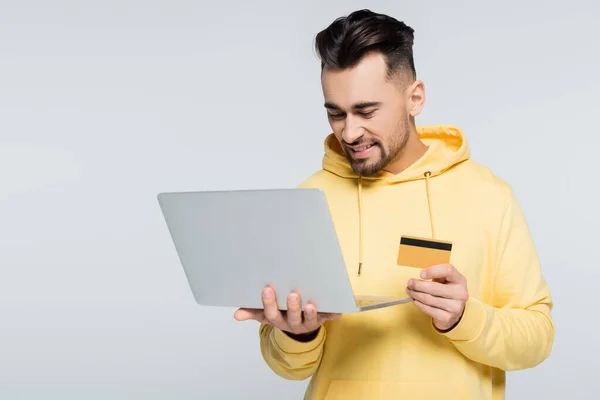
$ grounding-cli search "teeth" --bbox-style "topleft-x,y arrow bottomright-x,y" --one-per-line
354,144 -> 373,152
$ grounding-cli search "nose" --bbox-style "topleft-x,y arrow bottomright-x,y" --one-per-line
341,116 -> 364,144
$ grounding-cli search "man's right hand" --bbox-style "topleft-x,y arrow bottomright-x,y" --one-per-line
234,286 -> 341,338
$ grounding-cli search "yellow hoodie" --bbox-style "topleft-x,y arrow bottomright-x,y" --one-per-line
258,125 -> 554,399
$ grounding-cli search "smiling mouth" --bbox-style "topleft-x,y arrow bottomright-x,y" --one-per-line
349,143 -> 375,152
346,142 -> 378,159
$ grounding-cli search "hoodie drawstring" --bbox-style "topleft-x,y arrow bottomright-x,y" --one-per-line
357,176 -> 364,275
356,171 -> 436,276
424,171 -> 436,239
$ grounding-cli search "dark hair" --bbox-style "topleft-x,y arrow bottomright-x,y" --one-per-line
314,9 -> 416,80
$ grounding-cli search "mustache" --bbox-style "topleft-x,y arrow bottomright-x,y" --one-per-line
343,138 -> 380,146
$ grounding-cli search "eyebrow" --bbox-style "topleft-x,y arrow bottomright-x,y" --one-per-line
324,101 -> 382,111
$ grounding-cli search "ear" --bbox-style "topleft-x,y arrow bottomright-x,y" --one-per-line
406,80 -> 426,117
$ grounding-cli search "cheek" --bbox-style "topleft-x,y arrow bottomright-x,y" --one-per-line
365,121 -> 389,143
329,120 -> 344,137
369,114 -> 402,143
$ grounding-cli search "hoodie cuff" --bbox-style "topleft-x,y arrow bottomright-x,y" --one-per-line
273,326 -> 326,354
436,297 -> 487,342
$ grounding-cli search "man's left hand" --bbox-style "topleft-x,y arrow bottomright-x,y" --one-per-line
405,264 -> 469,332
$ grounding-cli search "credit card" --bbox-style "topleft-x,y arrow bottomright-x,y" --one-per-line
397,235 -> 452,269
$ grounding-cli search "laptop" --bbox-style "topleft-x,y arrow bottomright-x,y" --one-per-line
157,188 -> 412,314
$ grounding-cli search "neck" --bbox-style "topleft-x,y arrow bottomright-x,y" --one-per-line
383,126 -> 428,175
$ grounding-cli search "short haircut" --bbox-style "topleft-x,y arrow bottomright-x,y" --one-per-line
314,9 -> 416,80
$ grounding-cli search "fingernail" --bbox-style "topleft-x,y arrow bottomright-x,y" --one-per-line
305,308 -> 314,316
407,279 -> 413,288
263,289 -> 272,298
420,271 -> 426,279
290,295 -> 298,304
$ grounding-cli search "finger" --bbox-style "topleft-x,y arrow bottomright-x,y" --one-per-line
408,279 -> 456,299
286,292 -> 303,330
233,308 -> 264,322
262,287 -> 286,327
406,287 -> 459,313
412,298 -> 448,321
303,303 -> 319,330
421,264 -> 464,284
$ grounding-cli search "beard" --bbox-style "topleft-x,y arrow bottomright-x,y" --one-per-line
343,113 -> 410,177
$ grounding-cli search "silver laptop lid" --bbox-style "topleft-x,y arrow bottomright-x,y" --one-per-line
157,188 -> 358,313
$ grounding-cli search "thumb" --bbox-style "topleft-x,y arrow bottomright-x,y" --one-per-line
234,308 -> 263,322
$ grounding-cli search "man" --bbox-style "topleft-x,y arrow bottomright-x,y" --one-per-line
234,9 -> 554,400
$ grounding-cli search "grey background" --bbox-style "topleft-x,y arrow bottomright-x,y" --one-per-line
1,0 -> 598,398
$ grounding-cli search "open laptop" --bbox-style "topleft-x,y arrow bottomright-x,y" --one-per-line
157,188 -> 412,313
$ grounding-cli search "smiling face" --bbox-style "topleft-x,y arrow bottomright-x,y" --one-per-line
321,51 -> 424,176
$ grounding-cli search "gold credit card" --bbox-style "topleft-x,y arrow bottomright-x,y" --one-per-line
397,235 -> 452,269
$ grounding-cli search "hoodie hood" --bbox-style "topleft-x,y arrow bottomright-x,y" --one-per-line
322,124 -> 470,183
319,125 -> 471,276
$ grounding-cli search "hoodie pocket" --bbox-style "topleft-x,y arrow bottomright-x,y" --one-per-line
323,380 -> 467,399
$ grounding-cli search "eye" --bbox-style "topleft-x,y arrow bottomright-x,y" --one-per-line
327,112 -> 345,120
359,110 -> 376,118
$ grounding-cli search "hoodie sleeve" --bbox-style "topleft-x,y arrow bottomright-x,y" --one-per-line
258,323 -> 326,380
438,188 -> 555,371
